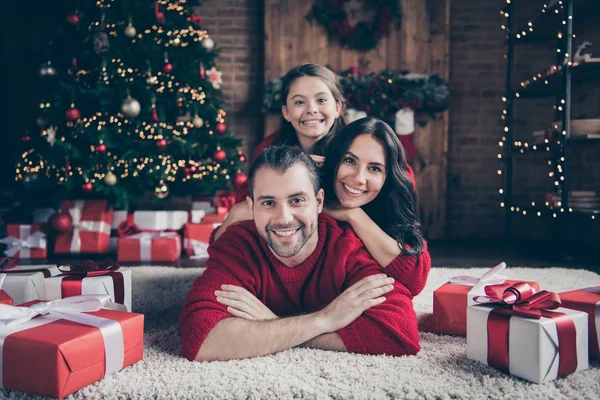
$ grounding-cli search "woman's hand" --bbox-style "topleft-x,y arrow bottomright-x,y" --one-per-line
310,154 -> 325,167
215,285 -> 278,320
323,203 -> 355,223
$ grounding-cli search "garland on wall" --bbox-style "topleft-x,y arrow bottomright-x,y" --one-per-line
307,0 -> 402,52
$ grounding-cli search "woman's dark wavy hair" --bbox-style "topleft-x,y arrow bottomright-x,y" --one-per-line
276,63 -> 346,155
321,117 -> 424,255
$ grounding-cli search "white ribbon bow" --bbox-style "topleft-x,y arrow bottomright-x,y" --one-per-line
68,200 -> 111,253
0,294 -> 125,386
0,231 -> 46,258
186,239 -> 209,259
449,262 -> 507,287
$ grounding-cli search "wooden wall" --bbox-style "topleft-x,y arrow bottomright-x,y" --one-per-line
264,0 -> 450,239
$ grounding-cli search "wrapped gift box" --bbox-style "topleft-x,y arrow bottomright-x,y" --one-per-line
1,265 -> 61,304
0,274 -> 13,305
117,232 -> 181,263
0,295 -> 144,398
201,212 -> 226,225
183,222 -> 222,257
111,210 -> 205,232
433,263 -> 540,336
55,200 -> 113,254
0,223 -> 47,259
44,264 -> 132,312
559,286 -> 600,360
192,196 -> 215,213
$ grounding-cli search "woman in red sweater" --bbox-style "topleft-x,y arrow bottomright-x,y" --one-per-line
320,117 -> 430,297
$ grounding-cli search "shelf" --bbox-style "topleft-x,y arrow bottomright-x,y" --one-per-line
511,0 -> 600,44
515,60 -> 600,98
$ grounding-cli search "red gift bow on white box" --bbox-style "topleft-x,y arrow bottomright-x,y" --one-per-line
57,261 -> 126,308
0,295 -> 125,388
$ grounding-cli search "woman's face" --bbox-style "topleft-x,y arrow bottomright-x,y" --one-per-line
334,134 -> 387,209
282,76 -> 342,151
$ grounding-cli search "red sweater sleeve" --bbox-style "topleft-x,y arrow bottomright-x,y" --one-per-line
406,163 -> 416,190
336,240 -> 420,356
179,232 -> 257,361
385,240 -> 431,297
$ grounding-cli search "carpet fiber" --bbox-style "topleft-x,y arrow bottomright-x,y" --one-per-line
3,266 -> 600,399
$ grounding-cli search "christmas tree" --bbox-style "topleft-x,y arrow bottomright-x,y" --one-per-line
16,0 -> 246,209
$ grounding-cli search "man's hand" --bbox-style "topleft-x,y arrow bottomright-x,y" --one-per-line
310,154 -> 325,167
317,274 -> 395,333
215,284 -> 278,320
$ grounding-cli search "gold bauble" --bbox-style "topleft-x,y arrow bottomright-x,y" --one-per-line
104,172 -> 117,186
192,115 -> 204,128
124,24 -> 137,38
155,184 -> 169,199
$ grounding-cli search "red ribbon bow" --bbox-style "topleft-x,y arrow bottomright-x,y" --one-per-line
117,213 -> 142,237
0,257 -> 19,271
58,260 -> 120,277
213,191 -> 236,216
475,282 -> 562,319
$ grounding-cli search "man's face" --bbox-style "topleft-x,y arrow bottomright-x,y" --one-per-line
248,163 -> 324,267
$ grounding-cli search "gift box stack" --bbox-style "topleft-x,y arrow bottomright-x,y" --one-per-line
431,262 -> 596,384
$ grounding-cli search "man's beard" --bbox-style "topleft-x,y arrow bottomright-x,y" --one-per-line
263,221 -> 315,259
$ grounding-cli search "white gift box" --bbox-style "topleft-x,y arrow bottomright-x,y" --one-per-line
467,305 -> 588,383
111,210 -> 205,231
43,268 -> 132,312
1,265 -> 60,304
192,199 -> 215,213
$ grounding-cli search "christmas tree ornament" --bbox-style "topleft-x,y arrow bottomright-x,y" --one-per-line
156,138 -> 167,149
188,10 -> 203,25
49,212 -> 73,233
146,74 -> 158,85
189,165 -> 197,172
206,67 -> 223,89
121,96 -> 141,118
92,32 -> 110,54
184,167 -> 191,176
199,62 -> 205,79
192,115 -> 204,128
71,58 -> 78,70
201,37 -> 214,51
155,184 -> 169,199
213,148 -> 227,162
22,134 -> 31,142
164,62 -> 173,73
65,105 -> 81,121
238,153 -> 246,163
104,171 -> 117,186
233,171 -> 248,188
151,106 -> 159,122
154,2 -> 165,24
39,62 -> 56,76
124,23 -> 137,38
46,126 -> 57,147
82,182 -> 93,192
67,12 -> 79,24
215,122 -> 227,134
96,143 -> 107,152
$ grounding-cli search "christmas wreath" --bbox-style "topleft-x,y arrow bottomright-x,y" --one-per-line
307,0 -> 401,52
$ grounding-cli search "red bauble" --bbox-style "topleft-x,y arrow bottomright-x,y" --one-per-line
22,135 -> 31,142
65,107 -> 81,121
233,172 -> 248,188
163,63 -> 173,73
151,107 -> 159,122
213,149 -> 227,162
189,165 -> 197,172
200,65 -> 205,79
96,143 -> 107,152
184,167 -> 191,176
157,139 -> 167,149
239,154 -> 246,163
67,12 -> 79,24
49,212 -> 73,233
215,123 -> 227,134
82,182 -> 93,192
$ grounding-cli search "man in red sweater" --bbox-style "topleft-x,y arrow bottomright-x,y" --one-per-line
180,146 -> 420,361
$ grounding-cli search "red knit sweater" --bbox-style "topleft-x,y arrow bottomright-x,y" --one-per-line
179,214 -> 421,361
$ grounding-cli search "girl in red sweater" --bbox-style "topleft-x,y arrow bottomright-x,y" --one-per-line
320,117 -> 430,296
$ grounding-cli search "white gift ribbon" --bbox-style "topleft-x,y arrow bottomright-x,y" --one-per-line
68,200 -> 111,253
0,227 -> 46,258
122,231 -> 180,262
449,262 -> 508,306
0,295 -> 124,388
185,239 -> 209,259
582,286 -> 600,354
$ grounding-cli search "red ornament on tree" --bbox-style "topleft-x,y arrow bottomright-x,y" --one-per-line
233,171 -> 248,188
96,143 -> 106,152
215,122 -> 227,134
65,106 -> 81,121
49,212 -> 73,233
189,165 -> 197,172
163,62 -> 173,73
184,167 -> 191,176
157,139 -> 167,149
82,182 -> 93,192
213,149 -> 227,162
239,154 -> 246,163
151,107 -> 159,122
199,63 -> 205,79
67,12 -> 79,24
22,135 -> 31,142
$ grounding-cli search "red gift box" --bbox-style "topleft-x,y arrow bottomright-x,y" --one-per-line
183,222 -> 221,257
0,295 -> 143,398
559,286 -> 600,360
0,290 -> 12,305
433,263 -> 540,336
117,231 -> 181,263
201,213 -> 226,224
1,223 -> 47,259
55,200 -> 113,254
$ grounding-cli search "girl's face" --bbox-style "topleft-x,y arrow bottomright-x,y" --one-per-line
334,134 -> 387,209
282,76 -> 342,151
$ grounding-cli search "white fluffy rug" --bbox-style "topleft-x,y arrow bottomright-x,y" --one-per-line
3,266 -> 600,399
